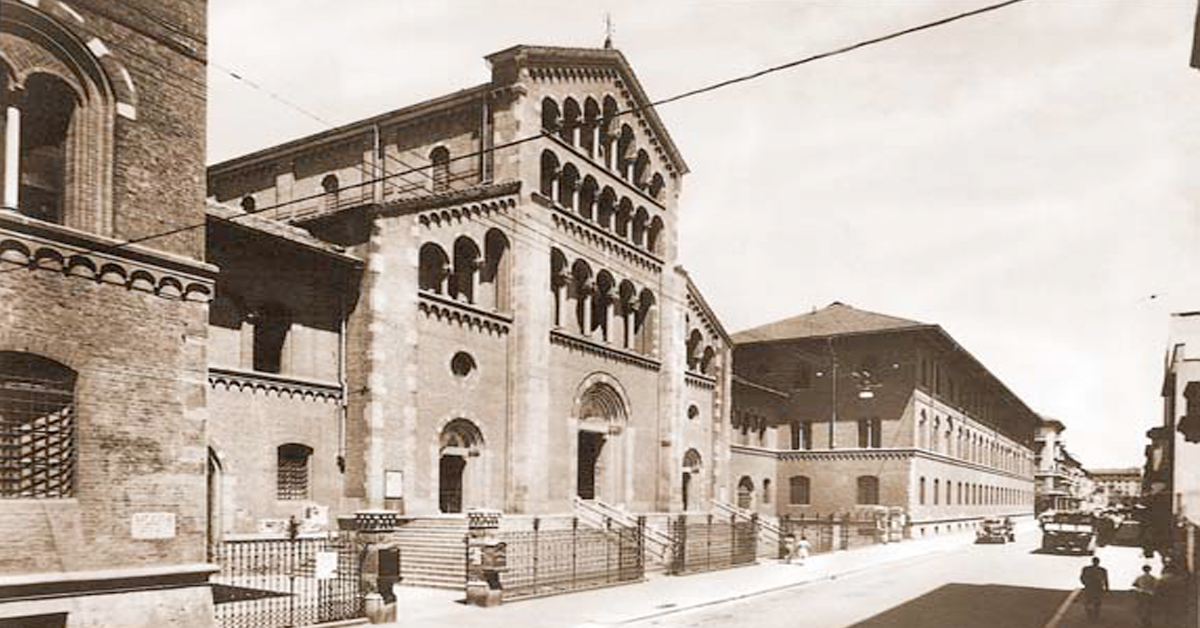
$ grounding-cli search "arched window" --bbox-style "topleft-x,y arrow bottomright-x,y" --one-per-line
578,176 -> 598,221
321,174 -> 339,210
792,421 -> 813,450
597,187 -> 616,231
252,303 -> 291,374
419,242 -> 450,294
687,404 -> 699,420
633,149 -> 651,189
700,347 -> 716,376
634,289 -> 656,354
648,173 -> 666,200
592,270 -> 615,341
571,259 -> 593,335
737,476 -> 754,509
558,163 -> 579,209
617,280 -> 636,348
482,229 -> 510,312
789,476 -> 810,505
2,5 -> 121,233
857,476 -> 879,505
615,197 -> 633,239
276,443 -> 312,501
600,95 -> 619,168
616,124 -> 636,180
0,352 -> 76,499
631,207 -> 649,248
550,248 -> 569,327
919,477 -> 926,505
581,97 -> 600,157
540,97 -> 560,133
430,146 -> 450,192
561,97 -> 581,145
762,478 -> 772,505
933,479 -> 940,505
451,236 -> 481,304
647,216 -> 664,255
540,149 -> 560,198
686,329 -> 703,371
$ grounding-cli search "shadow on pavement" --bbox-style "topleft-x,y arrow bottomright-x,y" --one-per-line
845,583 -> 1069,628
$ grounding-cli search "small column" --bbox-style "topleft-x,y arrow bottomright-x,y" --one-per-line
3,105 -> 19,211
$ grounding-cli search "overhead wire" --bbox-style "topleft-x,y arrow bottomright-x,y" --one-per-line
0,0 -> 1035,274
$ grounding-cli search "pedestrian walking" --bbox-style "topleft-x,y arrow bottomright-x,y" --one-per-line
782,532 -> 797,564
1132,564 -> 1159,628
796,534 -> 811,565
1079,557 -> 1109,622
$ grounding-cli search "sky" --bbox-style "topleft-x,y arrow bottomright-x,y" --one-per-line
207,0 -> 1200,469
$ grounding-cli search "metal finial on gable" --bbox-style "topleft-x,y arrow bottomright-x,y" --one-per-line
603,14 -> 614,49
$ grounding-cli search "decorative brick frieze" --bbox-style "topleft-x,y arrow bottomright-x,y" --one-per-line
418,292 -> 512,336
685,372 -> 717,390
549,329 -> 661,372
208,366 -> 343,403
536,194 -> 663,273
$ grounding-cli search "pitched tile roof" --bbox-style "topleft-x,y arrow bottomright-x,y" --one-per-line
732,302 -> 928,344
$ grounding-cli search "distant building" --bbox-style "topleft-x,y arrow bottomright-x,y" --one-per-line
1089,467 -> 1141,508
729,303 -> 1038,537
1033,418 -> 1091,512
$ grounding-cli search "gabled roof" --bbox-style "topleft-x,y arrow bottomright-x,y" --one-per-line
207,200 -> 363,266
732,302 -> 928,344
486,45 -> 689,175
677,266 -> 731,346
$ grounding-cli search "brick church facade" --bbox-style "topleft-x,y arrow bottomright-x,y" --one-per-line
728,303 -> 1038,536
203,45 -> 734,535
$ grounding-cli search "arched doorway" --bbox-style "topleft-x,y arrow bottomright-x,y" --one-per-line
737,476 -> 755,510
682,449 -> 702,511
439,419 -> 483,514
575,379 -> 628,503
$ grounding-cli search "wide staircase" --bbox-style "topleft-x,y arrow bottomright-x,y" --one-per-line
573,497 -> 675,571
392,516 -> 467,590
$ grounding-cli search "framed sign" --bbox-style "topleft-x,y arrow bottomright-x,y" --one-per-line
385,470 -> 404,499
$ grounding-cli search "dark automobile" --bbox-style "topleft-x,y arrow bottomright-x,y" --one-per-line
1040,512 -> 1097,554
976,517 -> 1015,544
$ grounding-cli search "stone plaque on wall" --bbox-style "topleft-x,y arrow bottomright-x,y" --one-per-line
131,512 -> 176,539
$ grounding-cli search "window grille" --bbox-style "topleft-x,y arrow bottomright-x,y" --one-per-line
1,353 -> 76,499
276,444 -> 311,501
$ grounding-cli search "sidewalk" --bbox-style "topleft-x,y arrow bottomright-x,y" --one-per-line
383,527 -> 984,628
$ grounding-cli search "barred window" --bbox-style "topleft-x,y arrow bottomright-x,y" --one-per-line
276,443 -> 311,501
857,475 -> 880,505
1,352 -> 76,499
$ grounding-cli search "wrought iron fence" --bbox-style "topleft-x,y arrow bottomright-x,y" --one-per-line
776,513 -> 891,559
484,516 -> 644,601
210,533 -> 363,628
666,513 -> 758,575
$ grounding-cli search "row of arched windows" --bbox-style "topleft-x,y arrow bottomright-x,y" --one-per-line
685,328 -> 718,376
550,248 -> 656,353
918,411 -> 1030,474
733,410 -> 767,447
541,150 -> 665,255
919,476 -> 1028,508
540,95 -> 666,201
419,230 -> 511,311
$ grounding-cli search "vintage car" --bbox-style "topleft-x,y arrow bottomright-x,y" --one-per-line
1040,512 -> 1097,554
976,517 -> 1015,544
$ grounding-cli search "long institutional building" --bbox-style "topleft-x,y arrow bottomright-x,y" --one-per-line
728,304 -> 1039,536
0,1 -> 1038,624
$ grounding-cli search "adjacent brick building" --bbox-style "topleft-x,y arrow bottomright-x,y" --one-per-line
729,303 -> 1038,536
202,45 -> 734,535
0,1 -> 216,626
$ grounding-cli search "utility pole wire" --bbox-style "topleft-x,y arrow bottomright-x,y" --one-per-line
0,0 -> 1035,274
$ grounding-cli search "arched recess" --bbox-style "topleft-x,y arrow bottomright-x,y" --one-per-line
321,174 -> 340,211
1,1 -> 120,234
616,280 -> 636,349
648,173 -> 666,201
737,476 -> 755,510
480,229 -> 510,312
634,289 -> 657,355
558,162 -> 579,209
451,236 -> 481,304
570,258 -> 593,335
597,187 -> 616,231
631,207 -> 649,248
633,149 -> 651,189
438,418 -> 484,513
419,242 -> 450,295
592,270 -> 614,341
686,329 -> 703,371
540,97 -> 560,133
430,146 -> 450,192
578,176 -> 598,221
206,447 -> 224,556
616,124 -> 636,180
574,375 -> 630,504
700,346 -> 716,376
615,197 -> 633,240
581,97 -> 600,157
561,97 -> 581,145
0,351 -> 77,499
540,149 -> 559,198
550,248 -> 568,327
600,95 -> 619,168
682,449 -> 703,511
647,216 -> 664,255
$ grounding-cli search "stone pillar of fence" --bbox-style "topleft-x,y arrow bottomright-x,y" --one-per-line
353,510 -> 400,624
465,508 -> 505,607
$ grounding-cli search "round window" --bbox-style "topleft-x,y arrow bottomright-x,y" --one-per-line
687,405 -> 700,420
451,352 -> 477,378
